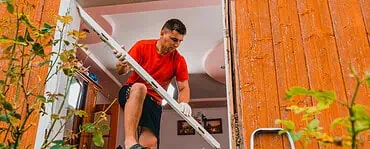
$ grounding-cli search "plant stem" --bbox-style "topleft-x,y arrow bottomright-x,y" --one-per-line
2,6 -> 20,93
349,76 -> 361,149
13,105 -> 34,149
1,6 -> 20,146
63,98 -> 117,144
41,121 -> 67,148
45,24 -> 66,83
41,76 -> 72,148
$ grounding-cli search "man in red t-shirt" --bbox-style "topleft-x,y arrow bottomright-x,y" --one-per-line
114,19 -> 192,149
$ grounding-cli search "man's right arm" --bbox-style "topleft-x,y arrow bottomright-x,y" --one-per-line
114,41 -> 142,75
116,61 -> 131,75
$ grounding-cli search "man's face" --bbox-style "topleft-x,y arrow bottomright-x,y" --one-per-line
159,29 -> 184,53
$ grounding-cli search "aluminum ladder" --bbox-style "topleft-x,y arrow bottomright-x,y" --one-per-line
250,128 -> 295,149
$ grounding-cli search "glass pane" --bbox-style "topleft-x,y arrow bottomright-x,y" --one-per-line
64,77 -> 83,137
67,77 -> 82,109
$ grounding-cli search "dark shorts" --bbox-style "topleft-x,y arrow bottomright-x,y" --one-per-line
118,84 -> 163,141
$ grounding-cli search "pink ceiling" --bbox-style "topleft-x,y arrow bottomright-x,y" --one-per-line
79,0 -> 221,45
204,41 -> 226,84
84,0 -> 221,15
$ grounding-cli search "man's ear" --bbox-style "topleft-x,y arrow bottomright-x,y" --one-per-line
160,29 -> 165,36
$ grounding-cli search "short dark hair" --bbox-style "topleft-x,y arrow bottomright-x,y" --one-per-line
161,19 -> 187,35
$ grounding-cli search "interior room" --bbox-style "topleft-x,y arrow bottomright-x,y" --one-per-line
73,0 -> 229,148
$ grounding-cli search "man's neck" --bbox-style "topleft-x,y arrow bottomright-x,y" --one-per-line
156,41 -> 166,55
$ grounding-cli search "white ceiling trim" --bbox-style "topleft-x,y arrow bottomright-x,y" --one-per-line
85,0 -> 221,15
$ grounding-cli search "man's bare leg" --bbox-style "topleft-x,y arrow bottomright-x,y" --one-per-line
124,83 -> 147,148
139,127 -> 158,149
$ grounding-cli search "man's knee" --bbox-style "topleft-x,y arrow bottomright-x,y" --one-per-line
142,136 -> 157,148
131,83 -> 147,95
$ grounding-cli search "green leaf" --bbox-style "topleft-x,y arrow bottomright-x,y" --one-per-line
4,45 -> 13,52
0,80 -> 5,86
63,68 -> 72,76
74,110 -> 87,117
0,143 -> 7,149
38,60 -> 51,67
19,13 -> 35,30
286,87 -> 335,111
275,119 -> 295,130
25,29 -> 34,42
286,105 -> 306,114
290,131 -> 303,140
36,95 -> 47,103
286,87 -> 335,101
0,38 -> 15,44
100,124 -> 110,132
51,114 -> 59,120
3,101 -> 13,111
313,91 -> 335,110
0,92 -> 4,100
13,36 -> 28,46
278,129 -> 288,135
0,114 -> 9,123
8,111 -> 21,119
366,71 -> 370,87
308,119 -> 319,131
60,52 -> 68,62
40,28 -> 51,34
331,117 -> 347,129
63,40 -> 70,46
32,43 -> 45,57
6,3 -> 14,14
93,131 -> 104,147
82,123 -> 96,133
52,140 -> 64,145
355,120 -> 369,132
353,104 -> 369,119
43,23 -> 54,29
50,144 -> 61,149
285,87 -> 311,100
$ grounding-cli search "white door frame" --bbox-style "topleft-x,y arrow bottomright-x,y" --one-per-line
35,0 -> 240,148
34,0 -> 81,148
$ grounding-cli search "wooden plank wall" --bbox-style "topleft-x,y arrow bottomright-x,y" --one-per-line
0,0 -> 60,148
233,0 -> 370,148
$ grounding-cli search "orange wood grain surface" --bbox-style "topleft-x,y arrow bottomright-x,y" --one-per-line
327,0 -> 370,148
268,0 -> 313,148
358,0 -> 370,44
235,0 -> 283,148
0,0 -> 61,148
233,0 -> 370,148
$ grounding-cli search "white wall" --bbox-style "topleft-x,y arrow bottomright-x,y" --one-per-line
160,107 -> 229,149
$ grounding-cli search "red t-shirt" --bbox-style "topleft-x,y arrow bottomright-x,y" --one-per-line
125,39 -> 189,104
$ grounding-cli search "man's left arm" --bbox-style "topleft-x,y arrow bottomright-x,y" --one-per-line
177,80 -> 190,103
177,80 -> 192,116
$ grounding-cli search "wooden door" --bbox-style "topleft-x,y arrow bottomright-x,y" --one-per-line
226,0 -> 370,148
79,82 -> 99,149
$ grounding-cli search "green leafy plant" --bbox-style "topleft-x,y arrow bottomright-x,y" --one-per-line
0,1 -> 113,149
276,66 -> 370,149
